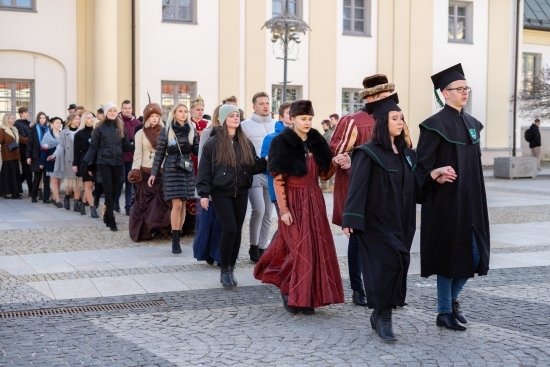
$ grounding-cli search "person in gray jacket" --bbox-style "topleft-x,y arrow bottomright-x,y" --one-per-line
241,92 -> 276,262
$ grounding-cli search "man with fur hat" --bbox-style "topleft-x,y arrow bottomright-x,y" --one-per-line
330,74 -> 412,307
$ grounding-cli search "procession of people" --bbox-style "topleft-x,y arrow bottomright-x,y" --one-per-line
0,63 -> 490,343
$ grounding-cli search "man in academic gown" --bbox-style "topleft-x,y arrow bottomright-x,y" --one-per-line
416,63 -> 490,331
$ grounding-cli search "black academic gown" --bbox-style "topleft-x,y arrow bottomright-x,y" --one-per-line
416,104 -> 490,279
342,141 -> 433,309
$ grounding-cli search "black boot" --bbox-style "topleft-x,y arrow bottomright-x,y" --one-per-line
281,293 -> 299,314
373,309 -> 381,329
228,266 -> 238,286
63,195 -> 70,210
114,201 -> 121,213
220,266 -> 234,288
171,230 -> 182,254
249,245 -> 260,263
80,201 -> 86,215
436,313 -> 466,331
90,206 -> 99,218
452,300 -> 467,323
108,216 -> 118,231
375,307 -> 397,342
352,290 -> 368,306
74,199 -> 81,212
38,189 -> 43,200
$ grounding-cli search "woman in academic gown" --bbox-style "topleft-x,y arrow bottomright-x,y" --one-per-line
254,100 -> 345,315
342,94 -> 456,342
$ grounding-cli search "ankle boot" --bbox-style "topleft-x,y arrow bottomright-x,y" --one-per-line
228,266 -> 238,286
90,206 -> 99,218
80,201 -> 86,215
38,188 -> 43,200
74,199 -> 80,212
220,266 -> 234,288
108,216 -> 118,231
370,308 -> 380,331
376,307 -> 397,342
171,230 -> 182,254
63,195 -> 70,210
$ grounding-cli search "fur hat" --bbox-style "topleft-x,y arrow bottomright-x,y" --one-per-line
359,74 -> 395,99
289,100 -> 314,117
143,103 -> 163,125
127,169 -> 142,184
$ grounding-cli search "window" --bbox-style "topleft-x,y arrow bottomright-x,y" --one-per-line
341,89 -> 363,116
522,53 -> 542,96
272,0 -> 301,17
343,0 -> 371,36
161,81 -> 196,121
0,0 -> 34,11
271,85 -> 302,115
162,0 -> 196,23
448,2 -> 473,43
0,80 -> 33,122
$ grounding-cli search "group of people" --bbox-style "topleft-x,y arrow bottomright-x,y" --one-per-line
0,62 -> 490,343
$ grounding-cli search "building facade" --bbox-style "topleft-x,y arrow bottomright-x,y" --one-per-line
0,0 -> 527,164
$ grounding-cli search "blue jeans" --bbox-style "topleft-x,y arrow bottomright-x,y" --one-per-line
437,231 -> 481,313
348,232 -> 364,292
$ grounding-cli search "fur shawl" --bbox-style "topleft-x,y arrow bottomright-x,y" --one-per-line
1,125 -> 19,143
143,124 -> 162,150
268,127 -> 333,177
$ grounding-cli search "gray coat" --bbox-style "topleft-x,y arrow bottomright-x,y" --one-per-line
53,129 -> 78,179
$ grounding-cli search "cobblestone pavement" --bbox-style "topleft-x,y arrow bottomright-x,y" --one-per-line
1,171 -> 550,366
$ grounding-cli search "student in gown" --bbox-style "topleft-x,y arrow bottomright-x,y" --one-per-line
416,64 -> 490,331
342,93 -> 456,341
254,100 -> 345,315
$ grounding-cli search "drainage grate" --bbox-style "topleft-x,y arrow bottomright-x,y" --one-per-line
0,300 -> 168,319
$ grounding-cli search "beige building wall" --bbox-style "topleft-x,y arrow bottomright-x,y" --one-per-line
117,0 -> 133,107
219,0 -> 242,107
244,0 -> 267,117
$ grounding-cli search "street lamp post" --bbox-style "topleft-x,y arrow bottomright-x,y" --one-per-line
263,0 -> 310,103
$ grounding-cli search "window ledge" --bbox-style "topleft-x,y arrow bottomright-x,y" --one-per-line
448,39 -> 473,45
162,19 -> 198,25
342,32 -> 371,38
0,7 -> 36,13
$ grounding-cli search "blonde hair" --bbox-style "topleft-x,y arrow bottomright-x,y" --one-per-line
166,102 -> 194,144
210,105 -> 222,128
78,112 -> 94,131
1,113 -> 14,127
65,113 -> 80,129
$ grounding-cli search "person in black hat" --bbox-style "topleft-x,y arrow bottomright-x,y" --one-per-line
416,64 -> 490,331
342,94 -> 455,342
68,104 -> 77,114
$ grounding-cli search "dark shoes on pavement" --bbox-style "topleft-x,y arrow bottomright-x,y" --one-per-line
375,307 -> 397,342
436,313 -> 467,331
300,307 -> 315,315
452,300 -> 467,323
282,293 -> 299,314
114,202 -> 121,213
171,230 -> 182,254
90,206 -> 99,218
220,266 -> 234,288
249,245 -> 260,262
108,217 -> 118,231
352,290 -> 368,306
63,195 -> 70,210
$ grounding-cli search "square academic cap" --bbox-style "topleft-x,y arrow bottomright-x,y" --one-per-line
431,63 -> 466,107
365,93 -> 401,120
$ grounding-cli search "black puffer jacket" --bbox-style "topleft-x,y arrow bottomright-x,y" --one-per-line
26,123 -> 49,172
196,127 -> 267,198
82,119 -> 134,169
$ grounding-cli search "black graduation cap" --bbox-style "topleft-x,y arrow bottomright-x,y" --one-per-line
365,93 -> 400,120
431,63 -> 466,107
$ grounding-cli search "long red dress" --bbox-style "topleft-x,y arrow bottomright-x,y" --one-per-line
254,156 -> 345,309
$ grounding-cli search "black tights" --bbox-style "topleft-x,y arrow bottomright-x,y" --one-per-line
212,195 -> 249,267
31,169 -> 50,202
97,165 -> 122,220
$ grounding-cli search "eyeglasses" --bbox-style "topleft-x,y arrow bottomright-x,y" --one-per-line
446,86 -> 472,94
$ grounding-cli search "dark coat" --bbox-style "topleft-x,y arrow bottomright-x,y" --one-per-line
73,126 -> 94,180
416,104 -> 490,279
529,123 -> 542,149
151,121 -> 199,201
14,119 -> 30,158
196,127 -> 267,198
267,127 -> 333,176
26,124 -> 49,172
82,119 -> 134,169
342,141 -> 432,308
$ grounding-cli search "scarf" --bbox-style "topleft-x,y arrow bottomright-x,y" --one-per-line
1,125 -> 19,143
41,129 -> 59,149
143,124 -> 162,150
37,123 -> 48,142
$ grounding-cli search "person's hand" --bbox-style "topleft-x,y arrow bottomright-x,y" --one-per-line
434,166 -> 457,184
26,158 -> 31,165
46,154 -> 55,161
333,153 -> 351,170
39,165 -> 44,170
200,198 -> 209,210
72,166 -> 78,173
281,212 -> 293,226
343,227 -> 354,239
88,171 -> 94,177
147,175 -> 155,187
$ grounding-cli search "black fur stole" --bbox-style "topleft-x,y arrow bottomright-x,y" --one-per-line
268,127 -> 333,176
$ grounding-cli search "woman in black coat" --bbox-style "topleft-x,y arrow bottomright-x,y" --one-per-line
26,112 -> 50,203
196,104 -> 267,288
73,111 -> 98,218
148,103 -> 199,254
82,102 -> 134,231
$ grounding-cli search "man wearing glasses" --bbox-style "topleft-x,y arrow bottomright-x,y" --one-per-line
416,64 -> 490,332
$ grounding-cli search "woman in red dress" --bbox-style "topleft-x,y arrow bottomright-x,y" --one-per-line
254,100 -> 345,315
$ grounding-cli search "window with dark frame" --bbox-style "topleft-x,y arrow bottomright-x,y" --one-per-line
341,89 -> 363,116
272,0 -> 300,17
522,53 -> 542,96
161,81 -> 196,121
0,0 -> 35,11
448,2 -> 472,42
343,0 -> 370,36
271,85 -> 301,115
162,0 -> 195,23
0,80 -> 34,122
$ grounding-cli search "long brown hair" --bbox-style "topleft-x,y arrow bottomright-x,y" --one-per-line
215,122 -> 255,167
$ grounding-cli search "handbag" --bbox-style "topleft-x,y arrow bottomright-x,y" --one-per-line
175,137 -> 193,173
7,141 -> 19,152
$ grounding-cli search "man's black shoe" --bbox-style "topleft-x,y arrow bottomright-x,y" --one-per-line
282,293 -> 299,314
452,300 -> 467,323
114,202 -> 121,213
352,290 -> 368,306
249,245 -> 260,263
436,313 -> 467,331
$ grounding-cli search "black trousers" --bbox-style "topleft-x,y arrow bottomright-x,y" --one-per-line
31,169 -> 50,202
20,149 -> 32,192
212,194 -> 249,267
97,165 -> 123,220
